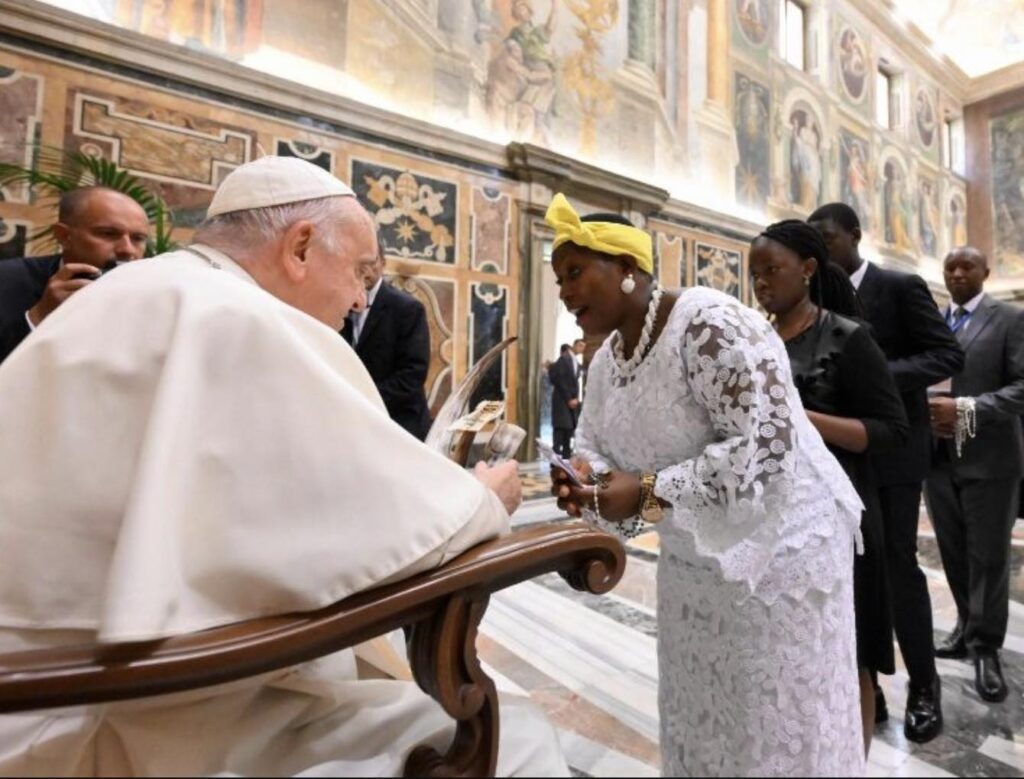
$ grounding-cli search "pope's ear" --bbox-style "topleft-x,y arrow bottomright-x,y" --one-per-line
281,220 -> 315,280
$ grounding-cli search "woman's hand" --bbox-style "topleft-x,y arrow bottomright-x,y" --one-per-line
550,467 -> 643,522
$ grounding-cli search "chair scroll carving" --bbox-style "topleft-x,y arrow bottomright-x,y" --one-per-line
0,522 -> 625,778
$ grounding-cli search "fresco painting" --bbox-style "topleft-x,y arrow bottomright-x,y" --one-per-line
735,0 -> 770,46
991,109 -> 1024,275
918,176 -> 939,258
787,104 -> 823,210
882,155 -> 914,252
838,26 -> 869,103
734,73 -> 771,208
915,88 -> 937,149
485,0 -> 558,144
839,129 -> 872,231
949,193 -> 967,250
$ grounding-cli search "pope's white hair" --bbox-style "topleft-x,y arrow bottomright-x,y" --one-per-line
193,196 -> 365,259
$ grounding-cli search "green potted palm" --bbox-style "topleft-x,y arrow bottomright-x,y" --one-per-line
0,146 -> 177,256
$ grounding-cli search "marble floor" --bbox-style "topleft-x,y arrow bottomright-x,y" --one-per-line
477,464 -> 1024,777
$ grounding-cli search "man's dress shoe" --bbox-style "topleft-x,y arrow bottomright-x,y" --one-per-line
975,651 -> 1008,703
935,626 -> 967,659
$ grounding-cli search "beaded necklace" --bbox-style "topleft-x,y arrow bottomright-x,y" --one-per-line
611,285 -> 663,381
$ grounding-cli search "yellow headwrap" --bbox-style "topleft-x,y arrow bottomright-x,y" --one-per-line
544,193 -> 654,274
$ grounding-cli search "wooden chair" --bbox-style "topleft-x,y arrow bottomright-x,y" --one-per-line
0,522 -> 624,778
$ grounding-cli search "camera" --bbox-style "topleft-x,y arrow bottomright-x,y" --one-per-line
72,260 -> 127,281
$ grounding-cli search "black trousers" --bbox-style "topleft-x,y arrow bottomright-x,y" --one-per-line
925,469 -> 1020,651
553,427 -> 574,458
879,483 -> 936,686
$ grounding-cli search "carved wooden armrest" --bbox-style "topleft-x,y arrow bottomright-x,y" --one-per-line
0,521 -> 625,778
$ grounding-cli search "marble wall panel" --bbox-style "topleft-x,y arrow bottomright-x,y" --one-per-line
695,242 -> 743,301
653,229 -> 685,288
66,89 -> 254,222
0,218 -> 30,261
0,67 -> 43,204
471,186 -> 511,274
388,273 -> 455,414
469,281 -> 509,410
351,159 -> 458,264
275,139 -> 333,172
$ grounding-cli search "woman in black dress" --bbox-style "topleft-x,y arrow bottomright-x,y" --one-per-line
750,220 -> 909,754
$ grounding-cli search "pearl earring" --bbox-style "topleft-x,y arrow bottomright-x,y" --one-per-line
620,274 -> 636,295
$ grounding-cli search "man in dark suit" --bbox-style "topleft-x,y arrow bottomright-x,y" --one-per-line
0,186 -> 150,366
548,343 -> 580,458
810,203 -> 964,743
926,246 -> 1024,703
341,246 -> 432,440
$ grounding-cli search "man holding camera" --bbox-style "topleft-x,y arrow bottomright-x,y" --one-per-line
0,186 -> 150,365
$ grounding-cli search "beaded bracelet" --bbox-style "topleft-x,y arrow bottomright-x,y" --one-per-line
954,396 -> 977,458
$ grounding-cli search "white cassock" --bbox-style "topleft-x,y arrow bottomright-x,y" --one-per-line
0,246 -> 568,777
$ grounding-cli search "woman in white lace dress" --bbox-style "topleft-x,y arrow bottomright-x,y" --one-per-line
545,194 -> 866,776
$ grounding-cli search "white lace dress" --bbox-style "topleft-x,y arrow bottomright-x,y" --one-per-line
576,287 -> 866,777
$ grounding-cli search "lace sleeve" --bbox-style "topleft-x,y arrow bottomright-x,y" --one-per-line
573,353 -> 613,475
656,301 -> 801,585
571,352 -> 642,538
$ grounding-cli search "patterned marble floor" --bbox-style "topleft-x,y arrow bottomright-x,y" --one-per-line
478,464 -> 1024,777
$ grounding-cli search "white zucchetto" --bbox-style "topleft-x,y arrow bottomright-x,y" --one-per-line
208,155 -> 356,217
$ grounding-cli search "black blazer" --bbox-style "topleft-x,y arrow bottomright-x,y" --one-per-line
0,255 -> 61,367
856,262 -> 965,484
548,353 -> 580,430
341,281 -> 433,441
937,295 -> 1024,481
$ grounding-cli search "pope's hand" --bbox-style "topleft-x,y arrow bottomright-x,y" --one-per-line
474,460 -> 523,516
28,263 -> 100,326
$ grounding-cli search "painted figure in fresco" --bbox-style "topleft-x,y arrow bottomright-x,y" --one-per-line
789,109 -> 823,210
918,179 -> 939,257
840,134 -> 872,229
990,111 -> 1024,273
950,196 -> 968,248
883,160 -> 913,251
120,0 -> 253,55
734,75 -> 771,207
485,0 -> 557,142
839,28 -> 868,100
736,0 -> 769,45
916,91 -> 937,148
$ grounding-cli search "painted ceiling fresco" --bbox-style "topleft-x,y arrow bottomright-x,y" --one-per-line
894,0 -> 1024,77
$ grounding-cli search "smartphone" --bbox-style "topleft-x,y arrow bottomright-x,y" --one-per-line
535,439 -> 585,487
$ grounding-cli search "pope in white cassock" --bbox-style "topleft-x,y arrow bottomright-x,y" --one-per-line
0,157 -> 568,777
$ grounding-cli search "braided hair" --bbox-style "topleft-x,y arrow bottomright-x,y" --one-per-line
758,219 -> 863,318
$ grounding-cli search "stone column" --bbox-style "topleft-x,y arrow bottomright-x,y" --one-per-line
706,0 -> 728,106
692,0 -> 739,205
627,0 -> 657,71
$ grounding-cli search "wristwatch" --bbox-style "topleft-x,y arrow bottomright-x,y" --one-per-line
639,472 -> 664,524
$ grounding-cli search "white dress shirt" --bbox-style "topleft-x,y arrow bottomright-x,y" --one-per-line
946,290 -> 985,333
849,260 -> 870,290
352,277 -> 384,345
